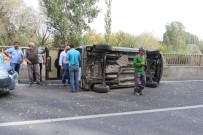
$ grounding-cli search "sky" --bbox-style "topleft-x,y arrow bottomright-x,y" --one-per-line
23,0 -> 203,40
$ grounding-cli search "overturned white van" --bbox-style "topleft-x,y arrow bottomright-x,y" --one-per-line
77,44 -> 163,93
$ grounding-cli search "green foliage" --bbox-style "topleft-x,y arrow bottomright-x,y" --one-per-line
40,0 -> 100,47
84,31 -> 162,51
109,32 -> 162,50
83,30 -> 105,44
104,0 -> 112,43
0,0 -> 50,47
135,33 -> 162,50
163,21 -> 186,49
163,21 -> 203,54
112,31 -> 126,46
162,44 -> 190,54
188,44 -> 201,54
186,32 -> 199,45
0,0 -> 22,45
197,40 -> 203,52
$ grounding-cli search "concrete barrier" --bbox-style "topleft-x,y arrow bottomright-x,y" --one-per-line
18,65 -> 203,81
162,66 -> 203,80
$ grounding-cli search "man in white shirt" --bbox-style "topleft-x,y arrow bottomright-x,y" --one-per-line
59,46 -> 70,86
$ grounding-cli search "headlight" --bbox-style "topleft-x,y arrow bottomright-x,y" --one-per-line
0,70 -> 9,78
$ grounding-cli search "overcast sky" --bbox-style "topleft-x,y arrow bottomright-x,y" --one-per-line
24,0 -> 203,40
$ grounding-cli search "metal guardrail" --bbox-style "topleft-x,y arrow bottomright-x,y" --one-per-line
163,54 -> 203,66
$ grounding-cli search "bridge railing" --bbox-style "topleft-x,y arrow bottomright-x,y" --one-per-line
163,53 -> 203,66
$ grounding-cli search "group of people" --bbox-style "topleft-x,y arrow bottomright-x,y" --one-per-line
3,41 -> 81,92
59,45 -> 146,95
4,41 -> 46,87
2,41 -> 146,95
59,44 -> 80,92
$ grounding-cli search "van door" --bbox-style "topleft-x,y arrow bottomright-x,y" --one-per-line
45,49 -> 63,80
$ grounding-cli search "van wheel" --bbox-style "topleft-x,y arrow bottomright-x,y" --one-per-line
93,84 -> 110,93
146,50 -> 160,56
145,82 -> 158,88
94,44 -> 112,51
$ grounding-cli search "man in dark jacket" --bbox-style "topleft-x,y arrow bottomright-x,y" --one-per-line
24,42 -> 42,87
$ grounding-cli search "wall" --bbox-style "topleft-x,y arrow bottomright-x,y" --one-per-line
162,66 -> 203,80
19,65 -> 203,81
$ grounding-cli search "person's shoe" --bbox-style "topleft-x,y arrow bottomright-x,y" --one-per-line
62,84 -> 66,87
134,88 -> 138,94
134,92 -> 140,96
37,82 -> 43,85
139,92 -> 143,95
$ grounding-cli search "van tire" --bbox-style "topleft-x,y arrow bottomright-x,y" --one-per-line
146,50 -> 160,56
145,82 -> 158,88
93,84 -> 110,93
94,44 -> 112,51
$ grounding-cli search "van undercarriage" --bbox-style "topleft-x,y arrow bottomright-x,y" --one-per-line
78,44 -> 163,92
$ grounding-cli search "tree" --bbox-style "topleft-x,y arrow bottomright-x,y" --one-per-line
198,40 -> 203,53
136,33 -> 162,50
0,0 -> 22,45
104,0 -> 112,43
40,0 -> 100,47
185,32 -> 199,45
0,0 -> 50,46
163,21 -> 186,50
83,30 -> 105,44
108,32 -> 137,48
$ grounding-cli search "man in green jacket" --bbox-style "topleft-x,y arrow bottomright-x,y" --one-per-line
133,47 -> 146,95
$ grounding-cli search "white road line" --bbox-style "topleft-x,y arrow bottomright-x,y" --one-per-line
0,104 -> 203,127
161,80 -> 203,83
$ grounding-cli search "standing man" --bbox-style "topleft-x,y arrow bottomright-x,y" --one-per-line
59,46 -> 70,87
133,47 -> 147,95
33,47 -> 47,82
4,42 -> 24,74
24,42 -> 42,87
66,44 -> 80,92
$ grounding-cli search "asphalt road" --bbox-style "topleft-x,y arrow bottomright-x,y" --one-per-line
0,80 -> 203,135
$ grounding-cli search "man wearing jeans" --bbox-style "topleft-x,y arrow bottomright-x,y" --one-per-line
66,44 -> 80,92
59,46 -> 70,87
133,47 -> 146,95
4,42 -> 24,74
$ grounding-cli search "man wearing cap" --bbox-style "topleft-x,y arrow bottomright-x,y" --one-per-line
133,47 -> 147,95
24,42 -> 42,87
